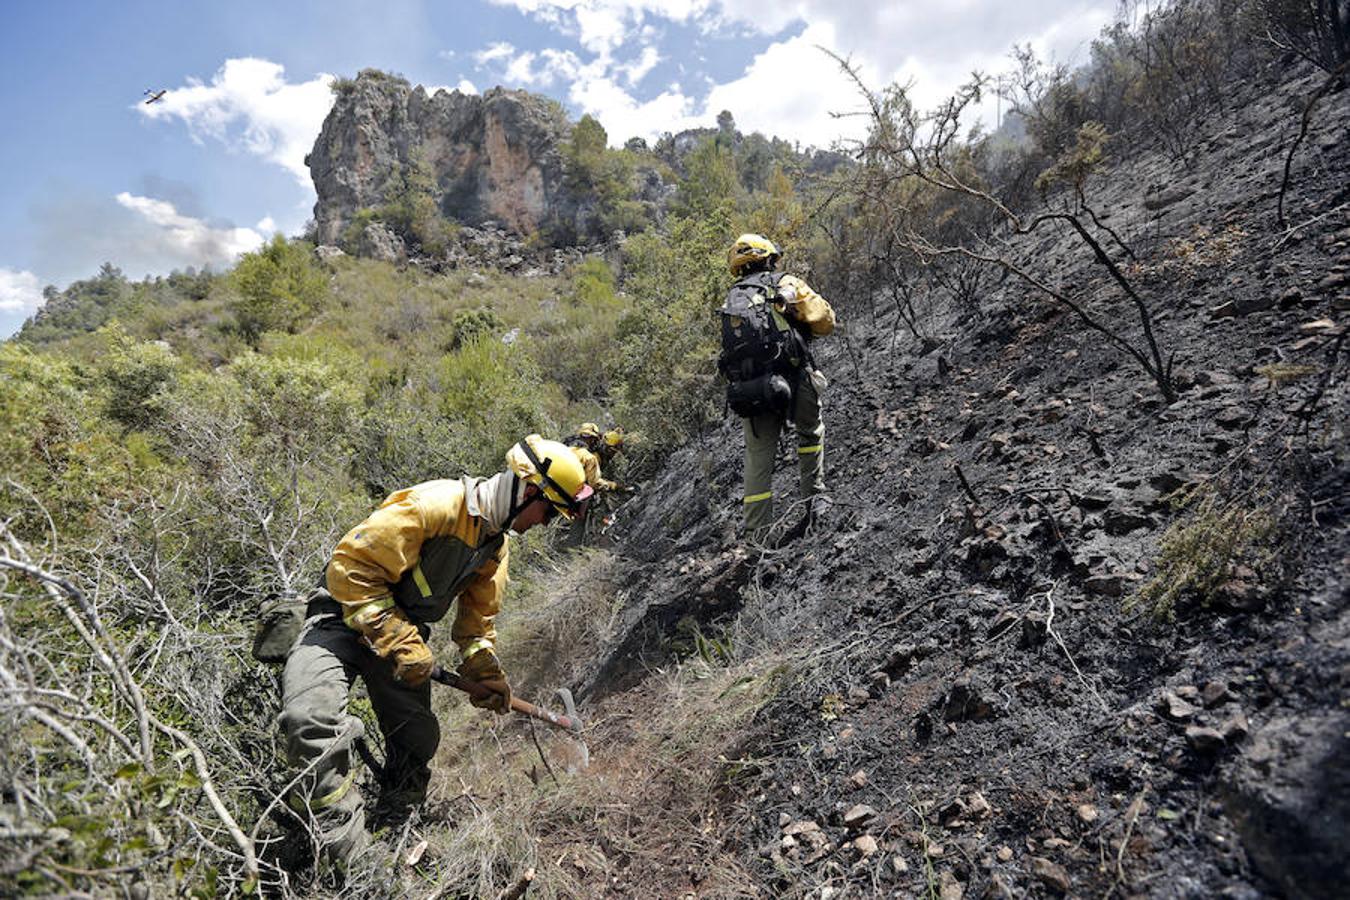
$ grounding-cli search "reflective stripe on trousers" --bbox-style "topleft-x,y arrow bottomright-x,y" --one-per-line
741,375 -> 824,532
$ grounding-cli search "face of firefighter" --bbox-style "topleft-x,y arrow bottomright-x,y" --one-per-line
510,484 -> 555,533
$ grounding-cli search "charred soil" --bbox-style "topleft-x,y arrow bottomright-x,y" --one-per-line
562,65 -> 1349,899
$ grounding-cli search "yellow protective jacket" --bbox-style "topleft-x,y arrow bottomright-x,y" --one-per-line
326,478 -> 508,661
570,445 -> 618,492
776,273 -> 835,339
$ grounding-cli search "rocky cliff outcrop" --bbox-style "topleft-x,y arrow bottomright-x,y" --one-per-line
307,71 -> 572,244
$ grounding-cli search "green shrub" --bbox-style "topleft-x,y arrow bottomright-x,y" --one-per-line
439,335 -> 559,472
1130,486 -> 1276,621
229,235 -> 329,342
450,306 -> 503,349
98,325 -> 181,431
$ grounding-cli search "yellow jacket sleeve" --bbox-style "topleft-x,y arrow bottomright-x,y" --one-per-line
571,446 -> 602,489
451,539 -> 509,655
778,274 -> 835,337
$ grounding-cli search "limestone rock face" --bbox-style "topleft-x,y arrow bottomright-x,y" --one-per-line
307,71 -> 571,244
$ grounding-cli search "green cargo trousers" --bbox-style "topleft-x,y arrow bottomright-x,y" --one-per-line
742,373 -> 824,534
279,596 -> 439,862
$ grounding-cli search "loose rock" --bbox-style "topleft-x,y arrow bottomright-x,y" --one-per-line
1032,856 -> 1072,893
843,804 -> 877,829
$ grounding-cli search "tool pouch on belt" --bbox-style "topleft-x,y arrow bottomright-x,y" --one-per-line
251,591 -> 307,664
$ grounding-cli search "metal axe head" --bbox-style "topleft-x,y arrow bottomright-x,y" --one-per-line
555,688 -> 590,772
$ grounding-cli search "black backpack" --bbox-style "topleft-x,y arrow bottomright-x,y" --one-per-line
718,272 -> 806,417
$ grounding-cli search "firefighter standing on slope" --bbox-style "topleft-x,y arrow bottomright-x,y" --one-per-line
278,436 -> 592,865
721,234 -> 835,540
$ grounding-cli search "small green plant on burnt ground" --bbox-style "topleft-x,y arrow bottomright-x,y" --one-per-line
1130,483 -> 1276,621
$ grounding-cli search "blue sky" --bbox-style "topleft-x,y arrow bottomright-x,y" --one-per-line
0,0 -> 1117,337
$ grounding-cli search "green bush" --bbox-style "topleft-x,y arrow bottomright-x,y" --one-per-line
612,213 -> 730,458
1130,486 -> 1276,621
229,235 -> 329,342
98,325 -> 182,431
439,335 -> 559,472
450,306 -> 504,349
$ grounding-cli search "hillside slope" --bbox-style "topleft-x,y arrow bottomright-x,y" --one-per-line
462,65 -> 1348,899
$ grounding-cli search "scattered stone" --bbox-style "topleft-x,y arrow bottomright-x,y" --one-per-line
1186,725 -> 1227,753
1215,406 -> 1252,429
1032,857 -> 1072,894
939,797 -> 970,827
987,873 -> 1014,898
1144,185 -> 1196,210
1209,296 -> 1276,318
1018,612 -> 1049,649
778,812 -> 791,828
1299,318 -> 1340,334
1316,271 -> 1350,292
854,834 -> 879,857
938,869 -> 964,900
943,678 -> 997,722
313,244 -> 345,262
1220,711 -> 1250,742
890,856 -> 910,875
1278,287 -> 1304,308
843,804 -> 877,829
1076,803 -> 1099,824
868,671 -> 891,695
849,770 -> 869,790
885,642 -> 918,675
1086,573 -> 1130,598
1105,508 -> 1154,535
848,685 -> 872,702
1202,681 -> 1232,708
926,842 -> 946,858
783,820 -> 821,837
996,846 -> 1014,862
1159,691 -> 1200,721
356,221 -> 407,263
967,792 -> 992,820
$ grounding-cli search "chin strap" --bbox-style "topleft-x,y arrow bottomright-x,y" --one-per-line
503,472 -> 527,530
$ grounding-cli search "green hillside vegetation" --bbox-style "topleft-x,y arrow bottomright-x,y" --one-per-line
0,112 -> 839,890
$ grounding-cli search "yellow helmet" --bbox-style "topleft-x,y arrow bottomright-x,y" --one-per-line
576,422 -> 602,440
507,435 -> 594,519
728,233 -> 779,277
603,427 -> 625,451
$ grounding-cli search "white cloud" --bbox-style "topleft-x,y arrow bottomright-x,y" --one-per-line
115,192 -> 265,268
476,41 -> 519,65
490,0 -> 719,54
0,269 -> 44,313
618,45 -> 661,86
137,58 -> 335,188
456,78 -> 480,95
482,0 -> 1119,147
256,216 -> 277,233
